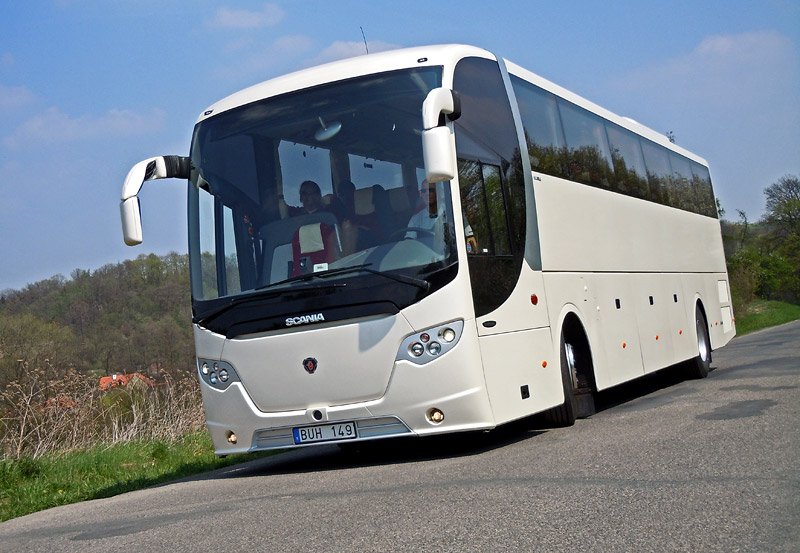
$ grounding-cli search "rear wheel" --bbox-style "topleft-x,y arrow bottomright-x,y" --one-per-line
686,306 -> 711,379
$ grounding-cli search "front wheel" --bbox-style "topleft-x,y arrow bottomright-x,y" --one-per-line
686,306 -> 711,379
545,336 -> 578,426
545,333 -> 598,426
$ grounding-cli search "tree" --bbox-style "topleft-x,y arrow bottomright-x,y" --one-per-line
763,174 -> 800,237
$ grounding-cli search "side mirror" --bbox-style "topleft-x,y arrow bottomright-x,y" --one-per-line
421,88 -> 461,183
120,155 -> 190,246
120,197 -> 143,246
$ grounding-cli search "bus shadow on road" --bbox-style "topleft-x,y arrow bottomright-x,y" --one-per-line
202,363 -> 711,480
209,421 -> 546,479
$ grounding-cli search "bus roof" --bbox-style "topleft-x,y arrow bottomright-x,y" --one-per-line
196,44 -> 491,124
197,43 -> 707,167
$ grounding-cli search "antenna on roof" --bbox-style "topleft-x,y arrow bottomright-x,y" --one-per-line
360,26 -> 369,54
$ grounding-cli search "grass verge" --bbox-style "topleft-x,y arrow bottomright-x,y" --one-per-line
0,431 -> 270,522
733,299 -> 800,335
2,301 -> 796,523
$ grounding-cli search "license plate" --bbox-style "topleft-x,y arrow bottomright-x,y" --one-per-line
292,421 -> 357,445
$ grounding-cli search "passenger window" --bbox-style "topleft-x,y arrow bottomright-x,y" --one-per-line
558,100 -> 614,189
641,139 -> 672,206
606,123 -> 649,200
458,161 -> 511,256
690,162 -> 717,218
511,76 -> 567,177
669,152 -> 695,212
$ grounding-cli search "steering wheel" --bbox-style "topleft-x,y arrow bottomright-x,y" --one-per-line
388,227 -> 435,241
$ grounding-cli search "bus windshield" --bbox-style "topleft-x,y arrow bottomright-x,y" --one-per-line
188,66 -> 458,314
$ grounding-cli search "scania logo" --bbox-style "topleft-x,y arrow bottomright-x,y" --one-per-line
302,357 -> 318,374
285,313 -> 325,327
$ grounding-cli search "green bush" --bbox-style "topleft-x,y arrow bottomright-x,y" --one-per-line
728,247 -> 798,304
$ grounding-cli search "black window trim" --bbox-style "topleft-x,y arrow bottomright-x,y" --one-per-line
510,74 -> 718,219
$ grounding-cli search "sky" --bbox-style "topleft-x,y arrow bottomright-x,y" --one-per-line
1,0 -> 798,291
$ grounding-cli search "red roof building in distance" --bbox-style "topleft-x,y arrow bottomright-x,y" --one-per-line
98,372 -> 155,391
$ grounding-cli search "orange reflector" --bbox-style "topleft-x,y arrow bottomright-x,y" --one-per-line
622,341 -> 627,349
655,335 -> 660,340
541,360 -> 547,368
679,329 -> 683,335
530,294 -> 538,305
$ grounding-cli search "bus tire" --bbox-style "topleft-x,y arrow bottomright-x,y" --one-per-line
686,305 -> 711,379
545,336 -> 578,426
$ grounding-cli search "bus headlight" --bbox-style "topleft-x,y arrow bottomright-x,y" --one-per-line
197,358 -> 240,390
396,320 -> 464,365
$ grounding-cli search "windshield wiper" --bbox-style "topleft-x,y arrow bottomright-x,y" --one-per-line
194,295 -> 255,326
255,264 -> 372,291
194,282 -> 345,325
257,263 -> 429,292
355,266 -> 430,291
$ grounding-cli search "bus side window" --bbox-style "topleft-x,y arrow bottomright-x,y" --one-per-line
606,123 -> 650,200
458,160 -> 511,256
511,75 -> 567,178
641,139 -> 672,206
558,99 -> 615,189
690,161 -> 717,218
668,152 -> 695,213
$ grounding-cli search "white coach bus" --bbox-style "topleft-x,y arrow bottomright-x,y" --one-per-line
120,44 -> 735,454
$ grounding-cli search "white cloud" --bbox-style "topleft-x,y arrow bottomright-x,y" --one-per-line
4,107 -> 166,148
0,84 -> 35,110
311,40 -> 402,65
607,30 -> 800,218
223,37 -> 256,54
214,35 -> 314,81
209,3 -> 284,30
611,31 -> 798,108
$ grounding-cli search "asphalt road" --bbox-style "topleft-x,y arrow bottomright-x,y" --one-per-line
1,321 -> 798,552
